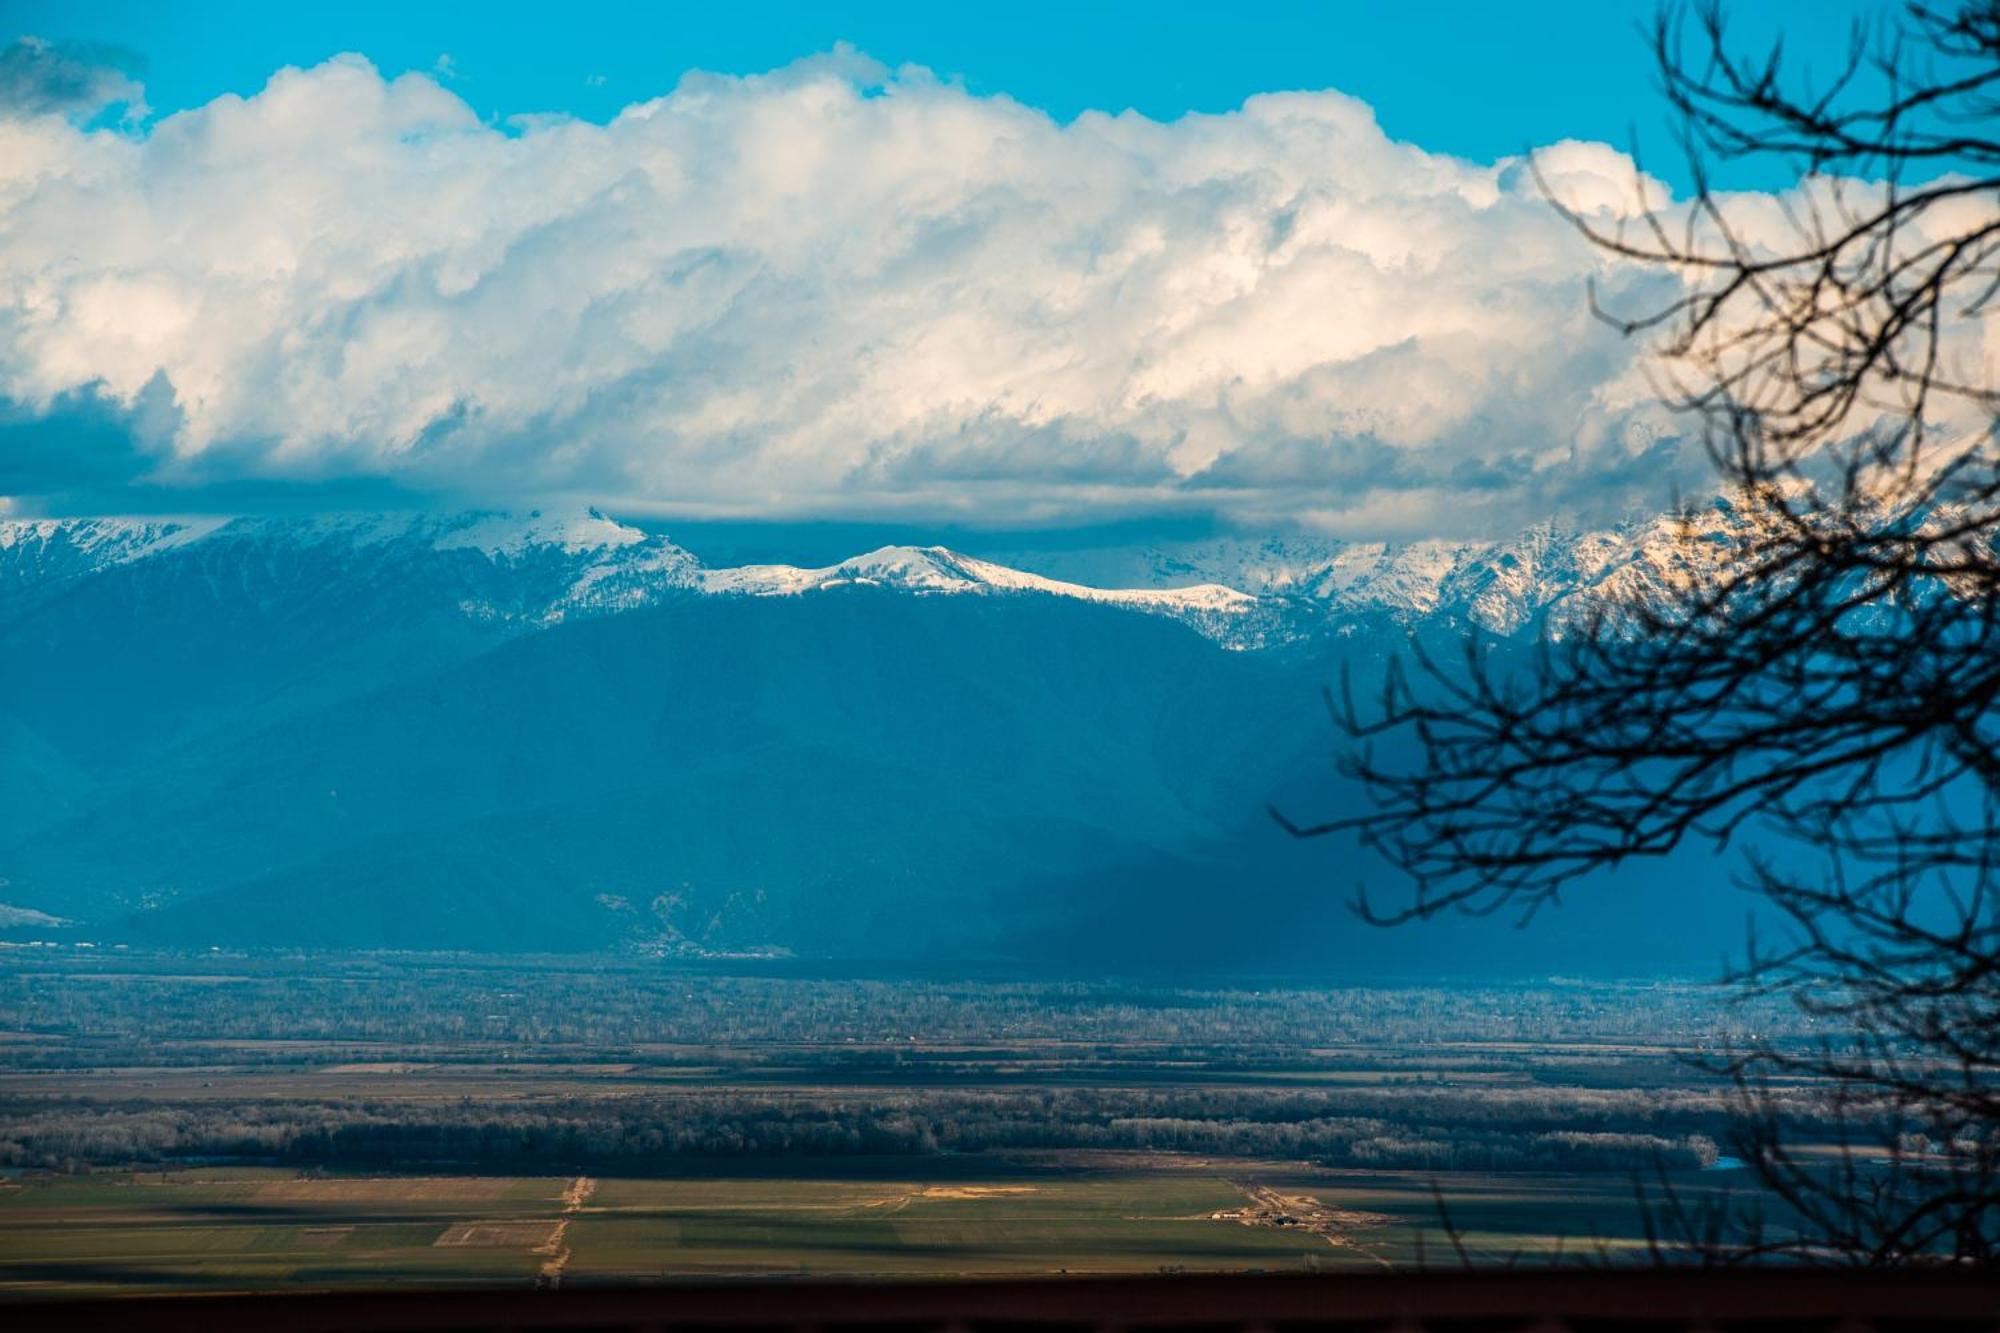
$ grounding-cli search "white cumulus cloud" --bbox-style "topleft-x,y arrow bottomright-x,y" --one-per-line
0,47 -> 1702,532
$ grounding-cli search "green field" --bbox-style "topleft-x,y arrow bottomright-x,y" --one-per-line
0,1159 -> 1721,1295
0,1170 -> 563,1295
569,1172 -> 1336,1278
0,1165 -> 1350,1294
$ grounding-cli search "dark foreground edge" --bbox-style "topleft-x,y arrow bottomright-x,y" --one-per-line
10,1271 -> 2000,1332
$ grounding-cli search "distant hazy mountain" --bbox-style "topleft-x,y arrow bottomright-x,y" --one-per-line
0,509 -> 1747,971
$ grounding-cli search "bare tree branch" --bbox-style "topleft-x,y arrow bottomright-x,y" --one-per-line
1296,1 -> 2000,1264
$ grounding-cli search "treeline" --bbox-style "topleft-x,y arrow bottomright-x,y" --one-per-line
0,951 -> 1803,1059
0,1085 -> 1732,1175
0,954 -> 1825,1181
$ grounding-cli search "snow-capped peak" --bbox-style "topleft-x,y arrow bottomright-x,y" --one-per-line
0,505 -> 1776,651
430,508 -> 647,557
699,543 -> 1256,615
701,545 -> 982,596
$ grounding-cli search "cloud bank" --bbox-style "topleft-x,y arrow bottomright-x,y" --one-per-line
0,45 -> 1699,532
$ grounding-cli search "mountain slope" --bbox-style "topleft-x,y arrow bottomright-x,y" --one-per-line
4,590 -> 1320,956
0,507 -> 1761,970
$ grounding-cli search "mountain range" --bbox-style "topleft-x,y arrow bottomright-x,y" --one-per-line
0,508 -> 1748,972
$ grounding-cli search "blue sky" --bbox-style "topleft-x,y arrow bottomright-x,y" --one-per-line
14,1 -> 1878,190
0,2 -> 1916,534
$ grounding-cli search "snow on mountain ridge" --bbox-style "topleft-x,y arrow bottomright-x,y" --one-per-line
0,515 -> 227,561
0,508 -> 1752,647
431,509 -> 647,556
701,544 -> 1255,615
1007,516 -> 1752,637
0,516 -> 1259,642
0,516 -> 231,616
206,509 -> 648,555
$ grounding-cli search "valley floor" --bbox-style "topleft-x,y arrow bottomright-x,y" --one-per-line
0,1157 -> 1692,1295
0,950 -> 1801,1295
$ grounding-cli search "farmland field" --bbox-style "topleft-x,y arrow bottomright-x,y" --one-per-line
0,1160 -> 1703,1295
0,950 -> 1794,1296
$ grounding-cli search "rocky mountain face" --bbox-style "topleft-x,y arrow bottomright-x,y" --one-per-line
0,508 -> 1743,971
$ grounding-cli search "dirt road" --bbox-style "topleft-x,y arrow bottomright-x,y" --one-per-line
534,1176 -> 597,1289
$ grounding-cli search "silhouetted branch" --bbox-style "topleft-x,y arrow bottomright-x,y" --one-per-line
1297,1 -> 2000,1265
